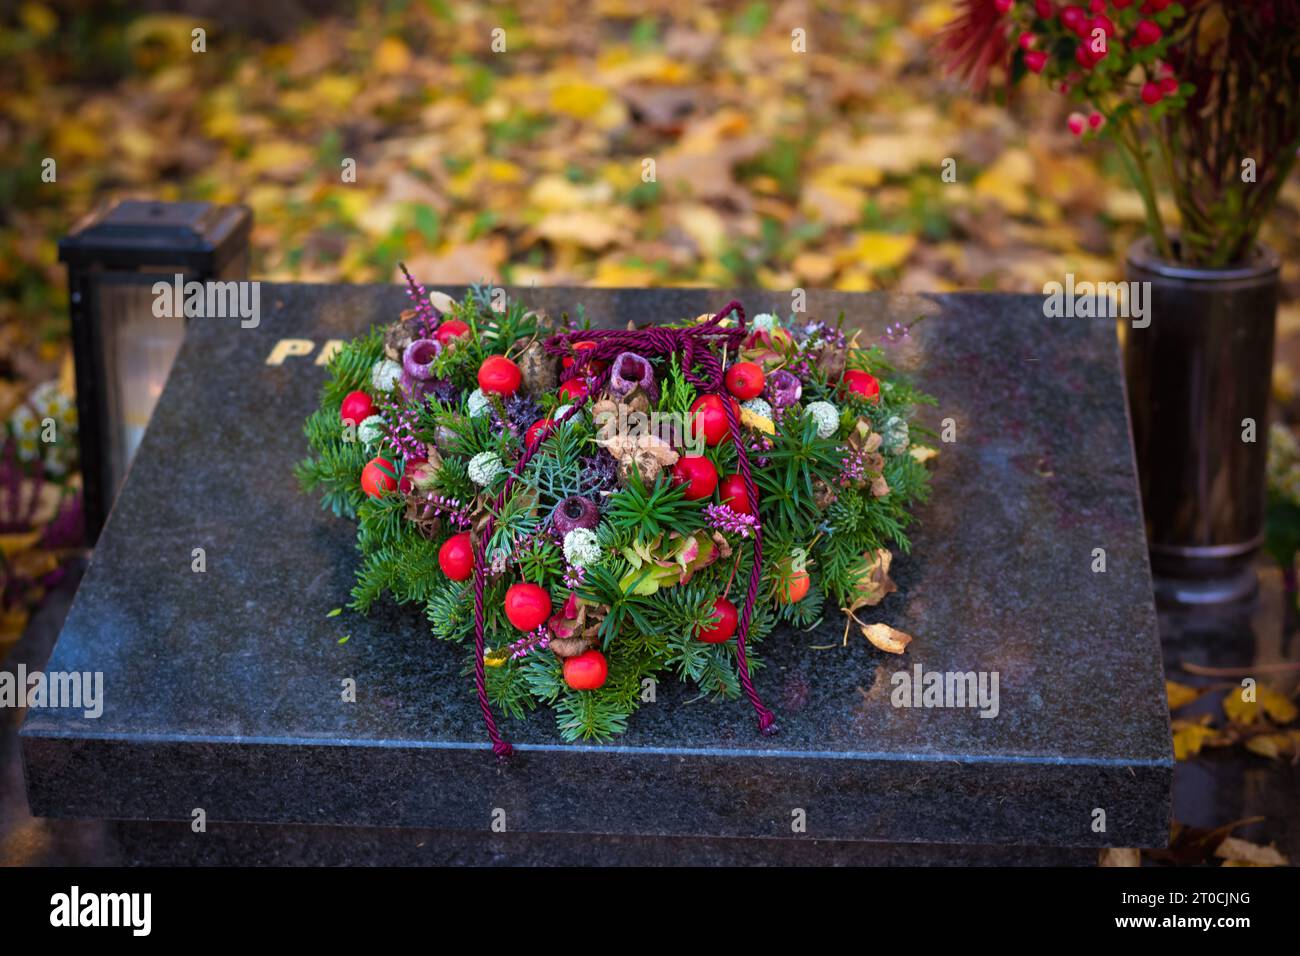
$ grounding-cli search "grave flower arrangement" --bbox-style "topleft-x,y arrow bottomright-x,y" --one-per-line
940,0 -> 1300,267
297,271 -> 933,751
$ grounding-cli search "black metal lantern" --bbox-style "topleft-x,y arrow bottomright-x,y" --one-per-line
58,200 -> 252,543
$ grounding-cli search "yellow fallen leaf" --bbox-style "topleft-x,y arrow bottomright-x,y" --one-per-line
910,445 -> 938,464
860,622 -> 912,654
1171,718 -> 1223,760
851,232 -> 917,273
1243,732 -> 1300,760
1223,683 -> 1296,726
550,79 -> 611,119
1165,680 -> 1203,711
374,37 -> 411,74
0,532 -> 42,559
675,204 -> 728,257
973,148 -> 1035,216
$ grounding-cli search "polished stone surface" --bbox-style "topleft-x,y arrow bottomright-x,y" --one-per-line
20,285 -> 1172,848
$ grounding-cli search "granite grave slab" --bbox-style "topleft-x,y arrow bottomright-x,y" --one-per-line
20,285 -> 1172,851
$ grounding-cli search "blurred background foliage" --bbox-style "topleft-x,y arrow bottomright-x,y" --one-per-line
4,0 -> 1296,387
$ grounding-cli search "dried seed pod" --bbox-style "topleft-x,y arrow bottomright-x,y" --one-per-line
384,311 -> 425,361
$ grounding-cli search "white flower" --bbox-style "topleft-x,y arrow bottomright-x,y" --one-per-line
563,528 -> 602,568
741,397 -> 772,420
468,450 -> 503,486
467,388 -> 490,418
357,414 -> 386,446
752,313 -> 778,333
9,404 -> 38,438
882,415 -> 910,453
805,400 -> 840,438
370,359 -> 402,393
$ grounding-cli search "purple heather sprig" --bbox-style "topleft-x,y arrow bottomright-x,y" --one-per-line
379,397 -> 426,462
705,504 -> 759,539
399,262 -> 441,338
417,493 -> 472,529
508,626 -> 551,660
839,450 -> 868,486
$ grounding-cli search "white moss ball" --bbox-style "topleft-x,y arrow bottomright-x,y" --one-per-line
751,313 -> 778,333
563,528 -> 602,568
468,450 -> 503,487
357,414 -> 386,445
805,400 -> 840,438
370,359 -> 402,393
467,388 -> 491,418
883,415 -> 910,453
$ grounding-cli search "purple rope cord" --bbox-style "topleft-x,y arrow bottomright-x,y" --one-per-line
471,300 -> 777,759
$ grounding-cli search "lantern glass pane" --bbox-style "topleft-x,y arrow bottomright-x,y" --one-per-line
96,279 -> 186,494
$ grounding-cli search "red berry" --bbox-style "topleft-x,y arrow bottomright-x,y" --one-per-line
1088,111 -> 1105,130
477,355 -> 522,396
525,419 -> 555,448
719,473 -> 756,515
361,457 -> 397,498
1035,0 -> 1054,16
504,583 -> 552,631
671,455 -> 719,501
1068,111 -> 1088,135
995,0 -> 1014,13
781,571 -> 811,604
1091,13 -> 1115,36
1159,75 -> 1178,95
1142,0 -> 1170,10
840,369 -> 880,402
1112,0 -> 1132,7
1089,0 -> 1104,11
563,649 -> 609,690
1060,5 -> 1088,34
340,390 -> 375,426
434,319 -> 470,347
690,395 -> 738,447
1024,50 -> 1048,73
1133,19 -> 1162,45
1018,31 -> 1036,50
438,532 -> 474,581
724,362 -> 765,401
561,341 -> 605,375
1141,81 -> 1163,105
697,597 -> 738,644
557,378 -> 588,403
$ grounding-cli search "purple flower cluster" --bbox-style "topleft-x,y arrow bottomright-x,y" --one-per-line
562,562 -> 586,590
705,504 -> 759,539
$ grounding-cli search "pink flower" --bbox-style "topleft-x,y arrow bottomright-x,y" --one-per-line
1088,110 -> 1105,130
995,0 -> 1014,13
1141,81 -> 1163,105
1025,50 -> 1048,72
1068,112 -> 1088,136
1018,31 -> 1037,50
1035,0 -> 1054,16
